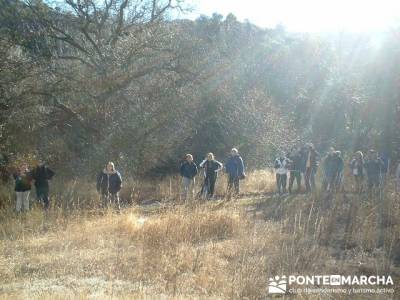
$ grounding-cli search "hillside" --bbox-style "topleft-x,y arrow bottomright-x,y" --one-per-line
1,0 -> 399,176
1,0 -> 400,299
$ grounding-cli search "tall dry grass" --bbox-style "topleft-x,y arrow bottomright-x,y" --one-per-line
122,169 -> 276,203
0,169 -> 276,212
0,170 -> 399,299
0,203 -> 285,299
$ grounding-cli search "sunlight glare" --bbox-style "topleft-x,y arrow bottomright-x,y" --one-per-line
190,0 -> 400,32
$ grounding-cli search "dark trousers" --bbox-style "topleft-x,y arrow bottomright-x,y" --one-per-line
102,192 -> 120,209
36,186 -> 49,210
227,175 -> 240,195
323,172 -> 341,192
205,175 -> 217,198
289,171 -> 301,193
276,174 -> 287,194
305,167 -> 316,192
367,177 -> 381,195
354,175 -> 364,193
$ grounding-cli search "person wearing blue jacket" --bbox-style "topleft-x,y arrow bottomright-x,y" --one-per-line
225,148 -> 245,196
180,154 -> 198,201
97,162 -> 122,209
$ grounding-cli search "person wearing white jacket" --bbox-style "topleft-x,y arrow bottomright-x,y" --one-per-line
274,153 -> 290,195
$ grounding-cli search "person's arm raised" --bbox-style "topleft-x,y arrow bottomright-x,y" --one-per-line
199,159 -> 206,168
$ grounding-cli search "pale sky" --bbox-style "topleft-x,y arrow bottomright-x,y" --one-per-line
184,0 -> 400,32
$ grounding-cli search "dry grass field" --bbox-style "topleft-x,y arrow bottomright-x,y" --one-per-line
1,170 -> 400,299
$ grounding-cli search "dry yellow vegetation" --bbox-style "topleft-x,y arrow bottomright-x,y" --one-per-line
1,171 -> 399,299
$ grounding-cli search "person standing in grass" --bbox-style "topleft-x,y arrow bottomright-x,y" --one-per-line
288,147 -> 303,193
322,148 -> 344,192
13,163 -> 32,213
350,151 -> 365,194
180,154 -> 198,201
199,153 -> 223,199
379,151 -> 390,186
299,146 -> 308,188
304,143 -> 319,193
225,148 -> 245,196
31,161 -> 55,210
274,152 -> 290,195
322,147 -> 336,192
97,162 -> 122,209
333,151 -> 344,192
364,149 -> 385,196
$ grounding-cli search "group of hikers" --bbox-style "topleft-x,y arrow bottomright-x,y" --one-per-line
10,148 -> 245,212
12,162 -> 55,213
179,148 -> 246,201
9,144 -> 400,213
274,143 -> 397,196
11,160 -> 124,212
94,149 -> 246,209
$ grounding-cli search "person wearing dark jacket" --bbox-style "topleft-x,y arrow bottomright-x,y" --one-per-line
364,150 -> 384,196
13,163 -> 33,212
199,153 -> 223,199
379,151 -> 390,186
180,154 -> 198,201
288,148 -> 302,193
350,151 -> 365,194
225,148 -> 245,196
31,162 -> 55,210
304,144 -> 319,193
274,152 -> 290,195
322,148 -> 344,192
97,162 -> 122,209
